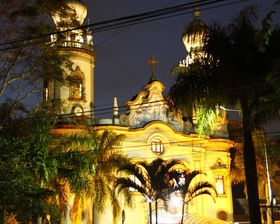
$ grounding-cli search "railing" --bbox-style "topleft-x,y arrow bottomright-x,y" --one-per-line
54,40 -> 94,52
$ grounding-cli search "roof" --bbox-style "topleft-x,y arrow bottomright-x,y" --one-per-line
183,213 -> 228,224
154,213 -> 228,224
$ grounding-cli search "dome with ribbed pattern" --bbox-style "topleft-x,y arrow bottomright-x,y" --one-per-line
52,0 -> 87,29
182,6 -> 209,54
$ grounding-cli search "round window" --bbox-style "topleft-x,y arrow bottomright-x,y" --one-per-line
217,210 -> 227,221
151,139 -> 164,155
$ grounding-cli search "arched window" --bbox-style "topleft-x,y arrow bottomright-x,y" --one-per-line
69,66 -> 85,100
43,82 -> 49,101
151,139 -> 164,155
215,174 -> 225,195
72,75 -> 83,99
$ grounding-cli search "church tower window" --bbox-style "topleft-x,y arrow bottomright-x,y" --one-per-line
43,81 -> 49,101
54,80 -> 60,100
72,76 -> 83,99
69,66 -> 85,100
215,174 -> 225,195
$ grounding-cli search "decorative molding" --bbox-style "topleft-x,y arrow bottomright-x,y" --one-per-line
68,98 -> 87,103
211,158 -> 227,170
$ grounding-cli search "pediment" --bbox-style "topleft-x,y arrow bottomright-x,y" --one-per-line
211,158 -> 227,169
120,81 -> 170,127
118,80 -> 194,134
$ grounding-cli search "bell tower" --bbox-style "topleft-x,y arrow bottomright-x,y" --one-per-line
46,0 -> 96,124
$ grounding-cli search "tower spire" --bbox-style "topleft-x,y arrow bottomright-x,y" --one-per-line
113,95 -> 119,125
194,0 -> 201,21
113,95 -> 119,117
147,56 -> 159,82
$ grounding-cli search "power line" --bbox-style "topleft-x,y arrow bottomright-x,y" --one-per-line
94,0 -> 177,48
0,0 -> 247,51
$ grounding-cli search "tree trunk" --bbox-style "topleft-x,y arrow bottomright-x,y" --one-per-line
149,201 -> 152,224
1,206 -> 7,224
155,199 -> 158,224
93,202 -> 99,224
181,202 -> 185,224
37,217 -> 42,224
241,98 -> 262,224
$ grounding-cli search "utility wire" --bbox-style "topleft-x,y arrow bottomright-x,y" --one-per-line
0,0 -> 247,51
94,0 -> 177,48
92,0 -> 246,35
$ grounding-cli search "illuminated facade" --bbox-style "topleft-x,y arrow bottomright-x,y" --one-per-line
95,70 -> 234,224
46,0 -> 234,223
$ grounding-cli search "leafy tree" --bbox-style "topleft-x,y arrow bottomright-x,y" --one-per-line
0,101 -> 130,224
0,108 -> 95,223
259,0 -> 280,52
0,0 -> 73,126
114,158 -> 186,224
0,135 -> 42,224
228,120 -> 271,198
0,117 -> 59,223
168,6 -> 280,224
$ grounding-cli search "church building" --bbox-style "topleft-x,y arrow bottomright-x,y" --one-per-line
46,0 -> 235,223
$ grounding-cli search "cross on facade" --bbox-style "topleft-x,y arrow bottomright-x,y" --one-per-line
147,56 -> 159,82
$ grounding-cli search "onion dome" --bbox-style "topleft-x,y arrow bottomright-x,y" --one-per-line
52,0 -> 87,29
182,5 -> 209,55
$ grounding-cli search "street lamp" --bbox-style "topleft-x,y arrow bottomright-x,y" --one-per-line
261,127 -> 274,224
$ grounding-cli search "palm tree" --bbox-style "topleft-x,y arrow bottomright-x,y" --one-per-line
114,158 -> 186,224
0,105 -> 128,224
28,110 -> 96,224
0,108 -> 92,223
172,170 -> 217,224
83,129 -> 130,224
49,131 -> 95,224
168,6 -> 280,224
28,108 -> 130,224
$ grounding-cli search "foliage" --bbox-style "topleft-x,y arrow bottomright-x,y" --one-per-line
0,108 -> 95,223
168,57 -> 222,121
84,129 -> 130,224
259,0 -> 280,52
196,107 -> 219,135
0,101 -> 130,223
0,125 -> 61,223
0,0 -> 73,125
228,121 -> 280,200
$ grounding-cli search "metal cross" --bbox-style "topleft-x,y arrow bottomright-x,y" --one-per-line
147,56 -> 159,82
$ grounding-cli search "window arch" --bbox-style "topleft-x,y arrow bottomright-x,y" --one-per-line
72,75 -> 83,99
211,159 -> 228,196
69,66 -> 85,100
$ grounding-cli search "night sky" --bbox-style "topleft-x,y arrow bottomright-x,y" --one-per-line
82,0 -> 279,136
